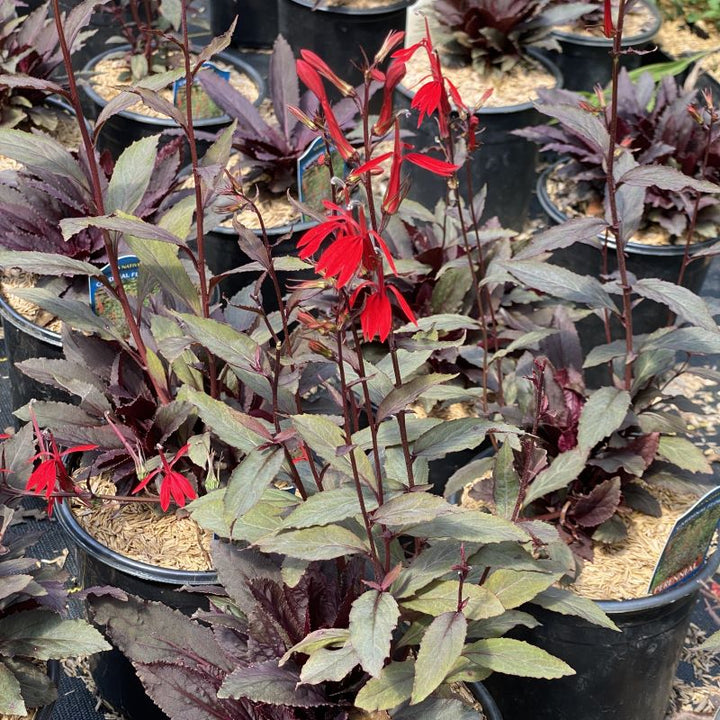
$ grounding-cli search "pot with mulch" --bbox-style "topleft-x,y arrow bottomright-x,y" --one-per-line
209,0 -> 278,48
461,474 -> 720,720
546,0 -> 661,92
277,0 -> 413,95
397,49 -> 563,230
81,46 -> 264,158
55,494 -> 217,720
537,162 -> 716,340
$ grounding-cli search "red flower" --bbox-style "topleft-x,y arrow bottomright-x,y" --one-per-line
132,445 -> 197,512
25,431 -> 97,516
603,0 -> 614,38
374,59 -> 407,136
300,49 -> 354,97
351,280 -> 416,342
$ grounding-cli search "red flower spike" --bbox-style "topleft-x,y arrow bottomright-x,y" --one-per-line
374,60 -> 407,136
361,286 -> 393,342
382,121 -> 404,215
321,101 -> 356,161
404,152 -> 459,176
300,49 -> 355,97
296,58 -> 328,104
387,285 -> 417,327
602,0 -> 614,38
132,444 -> 196,512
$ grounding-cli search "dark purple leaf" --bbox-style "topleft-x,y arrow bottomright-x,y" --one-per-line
572,477 -> 622,528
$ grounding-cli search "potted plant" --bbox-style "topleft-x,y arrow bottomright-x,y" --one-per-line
394,0 -> 602,228
458,2 -> 720,714
544,0 -> 662,91
80,0 -> 264,157
519,68 -> 720,342
0,425 -> 110,718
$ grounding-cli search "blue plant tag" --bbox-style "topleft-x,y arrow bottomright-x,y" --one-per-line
172,62 -> 230,120
89,255 -> 140,326
648,485 -> 720,595
297,136 -> 346,220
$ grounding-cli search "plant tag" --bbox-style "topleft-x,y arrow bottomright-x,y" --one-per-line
89,255 -> 140,326
172,62 -> 230,120
648,485 -> 720,595
297,136 -> 345,220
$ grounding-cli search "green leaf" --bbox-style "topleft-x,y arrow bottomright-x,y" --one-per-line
60,214 -> 184,246
467,610 -> 541,639
105,135 -> 159,214
224,447 -> 285,519
523,448 -> 589,507
179,386 -> 271,453
0,611 -> 110,660
657,436 -> 712,474
377,374 -> 456,423
395,697 -> 480,720
186,489 -> 232,538
431,266 -> 473,313
300,644 -> 359,685
644,327 -> 720,355
372,493 -> 454,527
462,638 -> 574,678
412,611 -> 467,704
413,418 -> 519,460
176,313 -> 261,369
126,235 -> 201,314
280,629 -> 350,666
582,339 -> 627,368
255,526 -> 369,560
354,659 -> 415,712
401,581 -> 504,621
0,660 -> 25,715
397,313 -> 480,334
634,279 -> 717,332
502,260 -> 617,312
483,569 -> 559,610
231,489 -> 300,544
218,660 -> 327,706
0,128 -> 86,187
532,587 -> 619,631
493,442 -> 519,519
0,251 -> 102,278
577,387 -> 631,450
394,540 -> 468,597
349,590 -> 399,677
402,507 -> 529,544
292,414 -> 376,489
699,629 -> 720,652
281,487 -> 378,529
490,329 -> 559,362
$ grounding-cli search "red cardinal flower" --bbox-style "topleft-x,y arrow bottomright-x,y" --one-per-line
300,49 -> 355,97
133,444 -> 197,512
351,280 -> 417,342
25,428 -> 97,516
374,59 -> 407,136
602,0 -> 615,38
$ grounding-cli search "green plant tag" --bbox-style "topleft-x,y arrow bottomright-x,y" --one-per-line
172,62 -> 230,120
648,485 -> 720,595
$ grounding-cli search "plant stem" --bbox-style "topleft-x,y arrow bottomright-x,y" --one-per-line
50,0 -> 170,404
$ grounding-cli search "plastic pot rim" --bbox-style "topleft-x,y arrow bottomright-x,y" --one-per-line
468,681 -> 503,719
54,498 -> 218,586
0,293 -> 62,347
81,46 -> 265,128
551,0 -> 662,47
537,161 -> 718,257
397,47 -> 563,116
209,215 -> 317,238
281,0 -> 414,16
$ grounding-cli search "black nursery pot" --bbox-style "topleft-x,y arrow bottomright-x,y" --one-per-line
55,501 -> 217,720
396,50 -> 562,231
548,0 -> 661,92
0,295 -> 68,424
34,660 -> 61,720
205,218 -> 316,306
210,0 -> 278,48
483,548 -> 720,720
278,0 -> 413,93
81,47 -> 264,158
470,682 -> 503,720
537,164 -> 716,349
